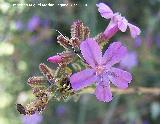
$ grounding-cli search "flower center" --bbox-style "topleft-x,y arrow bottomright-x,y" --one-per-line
95,66 -> 105,76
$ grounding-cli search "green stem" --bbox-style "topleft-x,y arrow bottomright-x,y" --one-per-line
102,96 -> 120,124
77,96 -> 88,124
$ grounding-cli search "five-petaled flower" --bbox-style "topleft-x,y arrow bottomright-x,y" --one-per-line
70,38 -> 132,102
96,3 -> 141,39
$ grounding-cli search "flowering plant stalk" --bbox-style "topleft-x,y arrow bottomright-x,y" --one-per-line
16,2 -> 160,115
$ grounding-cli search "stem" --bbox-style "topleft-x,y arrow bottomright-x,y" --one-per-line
102,96 -> 120,124
79,87 -> 160,95
77,96 -> 88,124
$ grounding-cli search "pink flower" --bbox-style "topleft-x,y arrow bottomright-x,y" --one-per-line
70,38 -> 132,102
96,3 -> 141,39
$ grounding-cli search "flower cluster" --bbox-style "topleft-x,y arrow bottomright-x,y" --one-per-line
67,3 -> 140,102
47,20 -> 90,65
47,2 -> 140,102
17,2 -> 141,116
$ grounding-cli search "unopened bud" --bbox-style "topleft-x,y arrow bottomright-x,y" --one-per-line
47,55 -> 63,63
57,35 -> 71,49
70,37 -> 81,53
83,27 -> 90,40
71,20 -> 90,41
39,63 -> 55,84
48,52 -> 74,66
58,51 -> 74,65
27,76 -> 47,87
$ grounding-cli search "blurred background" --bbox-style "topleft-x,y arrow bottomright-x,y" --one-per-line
0,0 -> 160,124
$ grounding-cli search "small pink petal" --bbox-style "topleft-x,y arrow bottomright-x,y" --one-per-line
95,84 -> 112,102
102,42 -> 127,66
128,23 -> 141,38
70,69 -> 97,91
118,17 -> 128,32
80,38 -> 102,68
47,55 -> 62,63
108,67 -> 132,89
96,3 -> 114,19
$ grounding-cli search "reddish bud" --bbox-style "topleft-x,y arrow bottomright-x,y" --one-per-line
47,55 -> 63,63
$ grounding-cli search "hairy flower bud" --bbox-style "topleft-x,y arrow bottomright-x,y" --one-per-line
39,63 -> 55,84
71,20 -> 90,41
57,35 -> 71,49
83,26 -> 90,40
27,76 -> 48,88
58,51 -> 75,65
48,52 -> 75,66
70,37 -> 81,53
47,55 -> 63,63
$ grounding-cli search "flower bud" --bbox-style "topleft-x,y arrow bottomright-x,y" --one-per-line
71,20 -> 90,41
57,35 -> 71,49
47,55 -> 63,63
48,52 -> 74,65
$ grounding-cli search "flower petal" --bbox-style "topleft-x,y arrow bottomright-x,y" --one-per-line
108,67 -> 132,89
103,21 -> 119,40
95,84 -> 112,102
80,38 -> 102,68
128,23 -> 141,38
96,3 -> 114,19
70,69 -> 97,91
118,17 -> 128,32
102,42 -> 127,66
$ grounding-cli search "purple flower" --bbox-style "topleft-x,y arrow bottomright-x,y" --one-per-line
27,16 -> 41,32
70,38 -> 132,102
96,3 -> 141,39
21,113 -> 43,124
120,51 -> 138,70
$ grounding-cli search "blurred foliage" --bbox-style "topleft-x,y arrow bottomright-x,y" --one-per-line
0,0 -> 160,124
